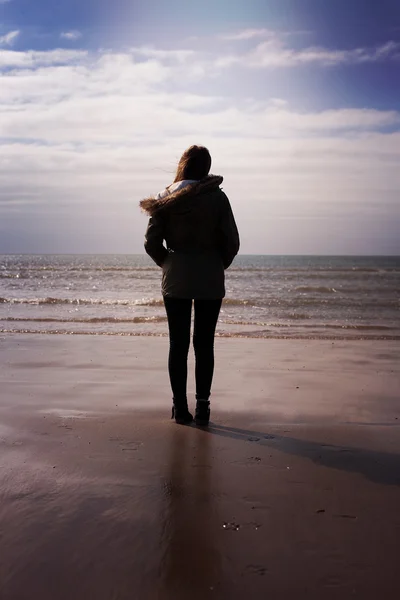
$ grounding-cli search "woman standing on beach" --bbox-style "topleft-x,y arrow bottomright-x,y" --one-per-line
140,145 -> 240,426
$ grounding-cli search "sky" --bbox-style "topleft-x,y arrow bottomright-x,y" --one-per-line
0,0 -> 400,255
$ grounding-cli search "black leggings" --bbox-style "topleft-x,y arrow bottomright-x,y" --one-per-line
163,297 -> 222,404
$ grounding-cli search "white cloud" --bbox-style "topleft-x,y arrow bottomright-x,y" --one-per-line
0,48 -> 87,67
0,43 -> 399,253
131,46 -> 195,62
0,54 -> 397,144
1,48 -> 398,141
219,28 -> 273,41
270,98 -> 288,108
60,30 -> 82,41
0,30 -> 20,46
217,39 -> 400,69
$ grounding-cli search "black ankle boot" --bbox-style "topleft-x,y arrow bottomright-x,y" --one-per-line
171,402 -> 193,425
195,399 -> 210,426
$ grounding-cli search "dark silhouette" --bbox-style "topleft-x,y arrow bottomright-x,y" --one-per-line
140,146 -> 240,425
206,423 -> 400,487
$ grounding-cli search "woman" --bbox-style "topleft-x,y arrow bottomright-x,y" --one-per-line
140,145 -> 240,426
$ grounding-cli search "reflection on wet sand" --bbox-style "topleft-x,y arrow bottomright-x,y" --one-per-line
159,426 -> 221,599
2,332 -> 400,598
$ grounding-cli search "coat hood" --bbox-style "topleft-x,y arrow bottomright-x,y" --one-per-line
140,174 -> 223,216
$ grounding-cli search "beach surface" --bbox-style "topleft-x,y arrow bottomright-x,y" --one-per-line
1,334 -> 400,599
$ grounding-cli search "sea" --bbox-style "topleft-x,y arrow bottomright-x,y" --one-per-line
1,254 -> 399,340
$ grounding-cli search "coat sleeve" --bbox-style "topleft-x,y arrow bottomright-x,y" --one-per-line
218,192 -> 240,269
144,214 -> 168,267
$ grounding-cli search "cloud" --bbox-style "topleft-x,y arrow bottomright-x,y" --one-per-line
1,48 -> 399,141
216,39 -> 400,69
0,50 -> 397,143
0,30 -> 20,46
269,98 -> 289,108
0,48 -> 87,67
1,48 -> 399,144
0,43 -> 399,253
131,46 -> 195,62
219,28 -> 273,41
60,30 -> 82,41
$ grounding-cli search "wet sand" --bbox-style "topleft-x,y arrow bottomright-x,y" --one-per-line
0,334 -> 400,599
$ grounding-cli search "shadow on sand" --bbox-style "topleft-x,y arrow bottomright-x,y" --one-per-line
204,423 -> 400,487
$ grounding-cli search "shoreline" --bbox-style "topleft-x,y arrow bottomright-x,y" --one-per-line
2,328 -> 400,341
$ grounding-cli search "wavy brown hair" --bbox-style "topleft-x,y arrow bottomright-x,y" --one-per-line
174,145 -> 212,182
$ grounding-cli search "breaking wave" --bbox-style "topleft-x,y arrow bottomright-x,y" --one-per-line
3,316 -> 167,324
0,296 -> 164,307
1,295 -> 398,309
294,286 -> 337,293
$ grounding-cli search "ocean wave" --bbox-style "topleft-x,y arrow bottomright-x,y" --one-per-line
1,266 -> 158,273
294,286 -> 337,293
230,267 -> 400,273
279,323 -> 396,331
3,264 -> 399,275
3,316 -> 395,331
0,328 -> 166,338
219,319 -> 396,330
133,298 -> 164,306
292,284 -> 400,294
1,295 -> 398,309
221,298 -> 253,306
0,296 -> 251,307
3,316 -> 167,324
0,296 -> 163,307
278,272 -> 400,281
0,296 -> 109,305
221,315 -> 311,325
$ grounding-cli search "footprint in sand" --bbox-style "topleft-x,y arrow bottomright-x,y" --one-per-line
243,564 -> 268,576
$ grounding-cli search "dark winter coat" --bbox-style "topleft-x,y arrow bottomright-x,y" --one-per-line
140,175 -> 240,298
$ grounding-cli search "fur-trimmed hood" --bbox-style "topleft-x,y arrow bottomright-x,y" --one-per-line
140,174 -> 223,216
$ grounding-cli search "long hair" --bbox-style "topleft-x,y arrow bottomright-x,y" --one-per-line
174,145 -> 212,182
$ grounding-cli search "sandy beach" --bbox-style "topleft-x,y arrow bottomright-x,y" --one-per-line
0,333 -> 399,599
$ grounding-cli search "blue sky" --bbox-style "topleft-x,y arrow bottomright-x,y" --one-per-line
1,0 -> 400,254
